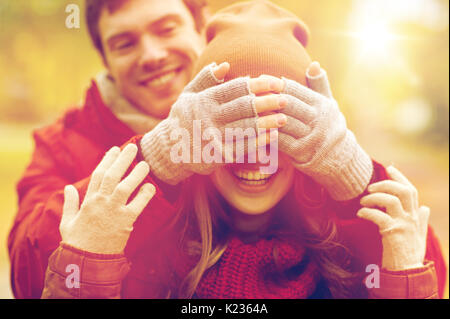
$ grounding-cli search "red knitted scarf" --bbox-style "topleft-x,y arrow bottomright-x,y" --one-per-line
194,236 -> 320,299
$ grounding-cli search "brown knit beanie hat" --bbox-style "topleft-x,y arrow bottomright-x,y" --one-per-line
194,0 -> 312,85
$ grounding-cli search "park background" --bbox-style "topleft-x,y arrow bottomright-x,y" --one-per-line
0,0 -> 448,298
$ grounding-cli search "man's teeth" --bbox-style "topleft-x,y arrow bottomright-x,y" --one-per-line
145,70 -> 177,87
232,170 -> 274,185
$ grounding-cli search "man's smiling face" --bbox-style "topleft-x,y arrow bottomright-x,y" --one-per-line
99,0 -> 205,118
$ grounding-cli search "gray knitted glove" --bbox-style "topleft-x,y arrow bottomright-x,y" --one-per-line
358,166 -> 429,270
279,65 -> 373,200
60,144 -> 156,254
141,63 -> 259,185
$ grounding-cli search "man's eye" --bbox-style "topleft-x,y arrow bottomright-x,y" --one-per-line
160,25 -> 178,36
162,27 -> 175,33
115,41 -> 134,50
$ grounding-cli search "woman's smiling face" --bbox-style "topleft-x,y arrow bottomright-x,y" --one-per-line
210,152 -> 295,215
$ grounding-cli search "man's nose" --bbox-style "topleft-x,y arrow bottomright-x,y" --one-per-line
138,36 -> 169,70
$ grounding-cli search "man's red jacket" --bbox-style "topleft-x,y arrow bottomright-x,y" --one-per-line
8,81 -> 448,298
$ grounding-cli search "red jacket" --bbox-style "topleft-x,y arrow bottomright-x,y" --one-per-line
9,81 -> 447,298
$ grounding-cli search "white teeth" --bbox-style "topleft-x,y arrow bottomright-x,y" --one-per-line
232,169 -> 274,184
240,179 -> 269,186
146,71 -> 177,87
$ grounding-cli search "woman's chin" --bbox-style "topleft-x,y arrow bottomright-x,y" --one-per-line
210,160 -> 295,216
227,199 -> 278,216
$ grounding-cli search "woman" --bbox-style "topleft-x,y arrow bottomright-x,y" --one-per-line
41,1 -> 444,299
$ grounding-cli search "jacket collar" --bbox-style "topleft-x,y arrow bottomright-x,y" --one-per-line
95,72 -> 162,135
68,72 -> 164,148
77,79 -> 136,147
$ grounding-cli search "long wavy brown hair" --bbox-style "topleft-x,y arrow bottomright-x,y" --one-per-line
170,170 -> 366,299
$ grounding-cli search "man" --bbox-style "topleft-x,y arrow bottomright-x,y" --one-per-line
8,0 -> 286,299
8,0 -> 206,299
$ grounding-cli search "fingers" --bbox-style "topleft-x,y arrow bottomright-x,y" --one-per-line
257,94 -> 317,139
234,129 -> 278,156
257,113 -> 287,129
249,75 -> 285,95
112,161 -> 150,205
212,62 -> 230,81
206,77 -> 252,104
281,94 -> 317,124
279,116 -> 311,139
190,66 -> 285,97
360,193 -> 405,218
254,94 -> 287,114
357,207 -> 393,231
368,180 -> 415,213
283,77 -> 322,106
306,61 -> 333,99
204,73 -> 284,106
99,144 -> 138,195
223,129 -> 278,164
256,129 -> 278,148
184,62 -> 227,94
63,185 -> 80,221
213,94 -> 287,130
127,183 -> 156,216
86,146 -> 121,198
307,61 -> 321,77
386,166 -> 418,209
214,92 -> 313,135
386,166 -> 415,188
213,95 -> 256,124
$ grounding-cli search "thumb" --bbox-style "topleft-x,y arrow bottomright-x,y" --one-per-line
212,62 -> 230,81
63,185 -> 80,221
184,62 -> 228,94
306,62 -> 333,99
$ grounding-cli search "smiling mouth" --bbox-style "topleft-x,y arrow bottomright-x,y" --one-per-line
140,66 -> 183,88
231,168 -> 277,186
